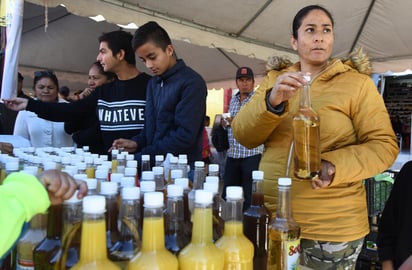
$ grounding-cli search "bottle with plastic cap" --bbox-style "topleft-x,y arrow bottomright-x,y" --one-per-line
173,178 -> 193,240
138,181 -> 156,232
125,166 -> 139,187
116,153 -> 126,174
120,176 -> 136,189
267,177 -> 301,269
128,192 -> 178,270
141,154 -> 151,173
178,190 -> 224,269
70,196 -> 120,270
170,169 -> 183,185
203,181 -> 225,242
75,162 -> 87,175
166,156 -> 179,184
140,171 -> 154,182
152,166 -> 165,192
188,161 -> 206,216
33,204 -> 63,269
95,168 -> 108,194
110,187 -> 141,269
155,155 -> 164,167
164,184 -> 190,255
84,156 -> 95,178
292,73 -> 321,180
85,178 -> 98,196
100,182 -> 121,258
16,214 -> 47,270
177,157 -> 188,179
216,186 -> 254,268
243,170 -> 271,270
111,149 -> 119,174
49,191 -> 83,269
43,161 -> 57,171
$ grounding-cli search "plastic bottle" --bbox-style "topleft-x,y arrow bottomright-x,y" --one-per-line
100,182 -> 121,259
188,161 -> 206,215
243,170 -> 271,270
70,196 -> 121,270
170,169 -> 183,185
116,153 -> 126,175
111,149 -> 119,174
292,73 -> 321,180
84,156 -> 95,179
174,178 -> 193,241
125,167 -> 139,187
166,156 -> 178,184
128,192 -> 178,270
208,164 -> 223,195
85,178 -> 98,196
49,191 -> 82,269
164,184 -> 190,255
177,157 -> 188,179
95,168 -> 108,194
203,181 -> 225,242
154,155 -> 164,167
110,187 -> 141,269
178,190 -> 224,269
216,186 -> 254,269
16,214 -> 47,270
267,178 -> 301,270
138,181 -> 156,234
33,205 -> 63,269
141,155 -> 151,173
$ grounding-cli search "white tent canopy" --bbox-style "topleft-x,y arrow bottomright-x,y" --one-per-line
20,0 -> 412,90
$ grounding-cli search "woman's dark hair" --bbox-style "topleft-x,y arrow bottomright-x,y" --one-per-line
292,5 -> 334,39
33,70 -> 59,90
132,21 -> 172,51
91,61 -> 116,81
98,30 -> 136,65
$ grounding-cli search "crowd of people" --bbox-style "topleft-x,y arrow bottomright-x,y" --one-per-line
0,4 -> 408,269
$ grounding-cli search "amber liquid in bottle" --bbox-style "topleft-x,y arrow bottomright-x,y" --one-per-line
292,74 -> 321,180
267,178 -> 301,270
243,171 -> 271,270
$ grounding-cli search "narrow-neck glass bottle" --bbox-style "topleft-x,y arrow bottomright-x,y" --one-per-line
128,192 -> 178,270
178,190 -> 224,269
292,74 -> 321,180
16,214 -> 47,270
267,178 -> 301,270
49,191 -> 82,269
33,205 -> 63,270
70,196 -> 121,270
164,184 -> 190,255
216,186 -> 254,268
243,170 -> 271,270
110,187 -> 141,269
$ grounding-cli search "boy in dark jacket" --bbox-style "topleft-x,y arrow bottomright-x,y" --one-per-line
112,21 -> 207,170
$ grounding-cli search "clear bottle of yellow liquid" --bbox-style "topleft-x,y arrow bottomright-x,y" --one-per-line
70,195 -> 121,270
267,178 -> 301,270
292,73 -> 321,180
127,192 -> 178,270
215,186 -> 254,269
178,190 -> 224,270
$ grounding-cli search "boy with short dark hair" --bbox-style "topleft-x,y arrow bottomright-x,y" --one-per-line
112,21 -> 207,168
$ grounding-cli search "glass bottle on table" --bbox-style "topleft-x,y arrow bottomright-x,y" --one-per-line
70,196 -> 120,270
178,190 -> 224,269
33,204 -> 63,270
243,170 -> 271,270
152,166 -> 165,193
174,177 -> 193,240
128,192 -> 178,270
188,161 -> 206,216
216,186 -> 254,269
203,181 -> 225,242
267,177 -> 301,270
164,184 -> 190,255
292,73 -> 321,180
141,154 -> 151,173
154,155 -> 164,167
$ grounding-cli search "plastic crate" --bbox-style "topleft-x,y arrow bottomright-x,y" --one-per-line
364,171 -> 395,217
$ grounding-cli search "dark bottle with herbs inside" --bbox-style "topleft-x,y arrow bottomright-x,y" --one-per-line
243,170 -> 271,270
292,73 -> 321,180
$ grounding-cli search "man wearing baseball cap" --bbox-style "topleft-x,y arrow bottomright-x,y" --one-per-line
221,66 -> 263,209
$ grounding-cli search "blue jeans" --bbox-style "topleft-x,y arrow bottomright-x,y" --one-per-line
222,154 -> 261,209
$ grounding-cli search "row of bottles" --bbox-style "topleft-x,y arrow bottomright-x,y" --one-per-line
0,145 -> 301,270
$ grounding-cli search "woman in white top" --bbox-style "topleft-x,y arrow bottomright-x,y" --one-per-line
13,71 -> 74,148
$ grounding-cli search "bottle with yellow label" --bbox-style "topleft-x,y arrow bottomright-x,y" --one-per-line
267,178 -> 301,270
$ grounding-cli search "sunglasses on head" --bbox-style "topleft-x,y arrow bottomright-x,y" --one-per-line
34,70 -> 56,78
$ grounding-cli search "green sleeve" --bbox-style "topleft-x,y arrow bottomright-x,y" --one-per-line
0,172 -> 50,258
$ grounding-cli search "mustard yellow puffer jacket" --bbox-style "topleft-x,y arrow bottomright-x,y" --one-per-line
232,55 -> 399,242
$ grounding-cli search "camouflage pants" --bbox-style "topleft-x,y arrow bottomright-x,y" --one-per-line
300,238 -> 364,270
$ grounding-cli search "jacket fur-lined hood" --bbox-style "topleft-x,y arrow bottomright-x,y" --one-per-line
266,47 -> 372,76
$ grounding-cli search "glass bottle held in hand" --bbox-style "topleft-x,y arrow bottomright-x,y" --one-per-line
292,73 -> 321,180
267,178 -> 300,270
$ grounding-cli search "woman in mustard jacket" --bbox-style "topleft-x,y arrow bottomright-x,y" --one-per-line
232,5 -> 398,269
